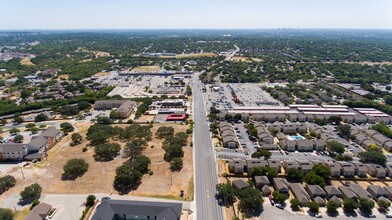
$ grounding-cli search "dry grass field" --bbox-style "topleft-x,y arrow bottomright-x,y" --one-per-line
20,57 -> 34,65
0,122 -> 194,203
132,66 -> 161,72
176,53 -> 217,58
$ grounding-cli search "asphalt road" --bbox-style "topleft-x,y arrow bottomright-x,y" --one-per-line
193,73 -> 224,220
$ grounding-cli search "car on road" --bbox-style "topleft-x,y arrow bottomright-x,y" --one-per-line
386,213 -> 392,218
276,203 -> 284,209
315,213 -> 322,218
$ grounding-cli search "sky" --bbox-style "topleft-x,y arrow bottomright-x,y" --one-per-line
1,0 -> 392,30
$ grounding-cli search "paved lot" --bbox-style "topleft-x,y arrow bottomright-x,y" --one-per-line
2,193 -> 191,220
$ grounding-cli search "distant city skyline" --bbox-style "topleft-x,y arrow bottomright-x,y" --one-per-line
1,0 -> 392,30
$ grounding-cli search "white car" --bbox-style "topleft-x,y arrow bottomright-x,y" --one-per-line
386,213 -> 392,218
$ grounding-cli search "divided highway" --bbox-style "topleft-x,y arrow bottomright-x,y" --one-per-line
193,73 -> 224,220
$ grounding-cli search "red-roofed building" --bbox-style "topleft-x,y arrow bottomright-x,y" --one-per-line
166,114 -> 186,121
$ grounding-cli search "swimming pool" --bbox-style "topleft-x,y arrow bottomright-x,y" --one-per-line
288,135 -> 305,141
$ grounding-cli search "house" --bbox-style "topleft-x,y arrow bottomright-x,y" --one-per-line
355,134 -> 369,145
297,160 -> 314,174
232,179 -> 250,191
116,101 -> 137,118
245,159 -> 268,172
222,136 -> 238,149
337,162 -> 356,177
366,164 -> 386,178
361,139 -> 377,150
95,100 -> 129,110
367,185 -> 389,199
258,132 -> 274,144
290,183 -> 310,206
329,196 -> 341,205
27,136 -> 47,152
267,159 -> 281,172
91,197 -> 182,220
324,162 -> 341,177
353,115 -> 367,124
0,144 -> 28,161
296,140 -> 314,151
40,126 -> 62,149
306,185 -> 327,199
350,184 -> 372,199
324,186 -> 342,199
384,186 -> 392,200
228,158 -> 245,174
261,185 -> 272,195
26,203 -> 52,220
313,196 -> 326,206
312,139 -> 326,151
338,186 -> 357,199
280,140 -> 296,152
283,161 -> 300,170
384,141 -> 392,151
282,124 -> 298,134
273,178 -> 289,194
386,163 -> 392,177
352,162 -> 368,177
254,176 -> 270,188
262,144 -> 280,150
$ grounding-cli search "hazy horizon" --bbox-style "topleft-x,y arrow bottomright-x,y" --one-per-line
1,0 -> 392,30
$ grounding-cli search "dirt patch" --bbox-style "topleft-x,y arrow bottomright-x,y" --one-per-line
20,57 -> 34,66
230,56 -> 253,63
134,115 -> 156,123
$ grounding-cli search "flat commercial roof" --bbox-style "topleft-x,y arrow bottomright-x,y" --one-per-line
321,105 -> 348,109
233,106 -> 291,110
303,112 -> 357,115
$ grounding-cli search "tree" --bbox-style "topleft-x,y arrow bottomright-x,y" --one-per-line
25,123 -> 36,130
156,126 -> 174,139
60,122 -> 74,133
307,201 -> 319,213
71,133 -> 83,145
225,114 -> 233,121
0,208 -> 13,220
94,143 -> 121,161
77,101 -> 91,111
336,124 -> 351,139
59,106 -> 80,117
9,128 -> 20,134
359,198 -> 375,215
377,199 -> 390,213
328,116 -> 342,125
114,162 -> 144,193
286,168 -> 303,182
290,198 -> 301,211
368,144 -> 381,152
170,157 -> 183,172
20,89 -> 33,99
343,198 -> 359,213
30,127 -> 39,134
249,166 -> 278,179
238,188 -> 264,216
326,141 -> 345,154
326,200 -> 340,214
358,151 -> 387,166
96,116 -> 112,124
234,113 -> 242,121
272,191 -> 288,204
86,195 -> 96,207
163,144 -> 184,162
13,135 -> 24,143
304,171 -> 326,187
34,113 -> 48,122
124,139 -> 147,159
251,149 -> 272,159
312,164 -> 331,182
0,175 -> 16,194
13,116 -> 23,124
63,158 -> 89,179
216,182 -> 237,207
335,154 -> 353,162
20,183 -> 42,202
174,132 -> 189,146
